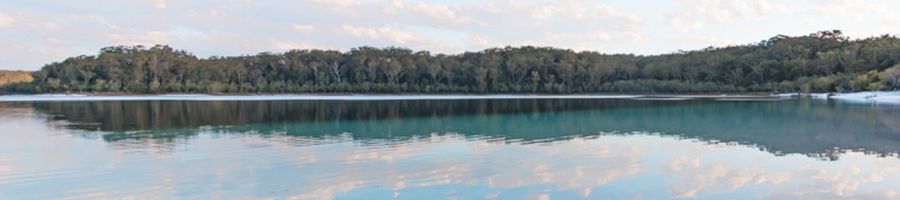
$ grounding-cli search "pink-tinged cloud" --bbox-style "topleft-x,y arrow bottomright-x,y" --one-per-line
4,0 -> 900,70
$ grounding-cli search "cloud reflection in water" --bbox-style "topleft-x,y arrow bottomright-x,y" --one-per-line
2,99 -> 900,199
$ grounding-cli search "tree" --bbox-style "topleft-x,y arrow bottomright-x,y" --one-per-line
7,30 -> 900,94
881,64 -> 900,90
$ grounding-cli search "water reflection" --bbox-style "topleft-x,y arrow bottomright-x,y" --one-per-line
13,99 -> 900,159
3,99 -> 900,199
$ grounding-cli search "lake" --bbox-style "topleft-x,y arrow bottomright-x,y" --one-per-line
1,97 -> 900,199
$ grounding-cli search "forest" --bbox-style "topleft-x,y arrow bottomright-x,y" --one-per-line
3,30 -> 900,94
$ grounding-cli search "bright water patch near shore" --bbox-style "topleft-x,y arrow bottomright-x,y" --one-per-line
830,91 -> 900,104
1,99 -> 900,199
795,91 -> 900,105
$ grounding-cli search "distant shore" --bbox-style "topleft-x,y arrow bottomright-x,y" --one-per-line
0,93 -> 779,102
0,92 -> 897,104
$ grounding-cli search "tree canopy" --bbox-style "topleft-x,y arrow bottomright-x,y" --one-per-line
5,30 -> 900,94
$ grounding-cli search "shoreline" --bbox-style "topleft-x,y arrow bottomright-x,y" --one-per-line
0,93 -> 778,102
0,92 -> 896,104
2,91 -> 776,96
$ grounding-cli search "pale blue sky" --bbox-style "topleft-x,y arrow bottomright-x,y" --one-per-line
3,0 -> 900,70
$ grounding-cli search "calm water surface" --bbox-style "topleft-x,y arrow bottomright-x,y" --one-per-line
1,98 -> 900,199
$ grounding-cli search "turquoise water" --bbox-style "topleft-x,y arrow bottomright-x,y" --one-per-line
1,99 -> 900,199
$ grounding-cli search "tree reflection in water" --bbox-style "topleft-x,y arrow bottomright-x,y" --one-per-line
8,99 -> 900,160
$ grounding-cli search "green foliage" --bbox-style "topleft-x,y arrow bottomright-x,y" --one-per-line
6,30 -> 900,94
880,64 -> 900,90
850,71 -> 883,91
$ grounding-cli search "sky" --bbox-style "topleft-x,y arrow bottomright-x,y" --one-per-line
3,0 -> 900,70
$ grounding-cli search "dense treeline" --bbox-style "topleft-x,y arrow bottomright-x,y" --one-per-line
5,30 -> 900,94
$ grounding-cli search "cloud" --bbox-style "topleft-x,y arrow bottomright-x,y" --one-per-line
666,156 -> 792,198
481,139 -> 646,197
44,37 -> 72,45
152,0 -> 168,9
452,0 -> 646,50
806,0 -> 900,26
659,142 -> 900,200
291,24 -> 316,33
334,25 -> 452,50
810,0 -> 878,21
275,134 -> 647,199
386,0 -> 486,26
0,12 -> 14,28
336,25 -> 412,42
764,154 -> 900,199
107,31 -> 174,46
6,0 -> 900,71
42,22 -> 63,30
667,0 -> 791,31
310,0 -> 362,8
291,181 -> 365,200
0,0 -> 647,69
307,0 -> 645,50
518,0 -> 643,23
273,41 -> 322,51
